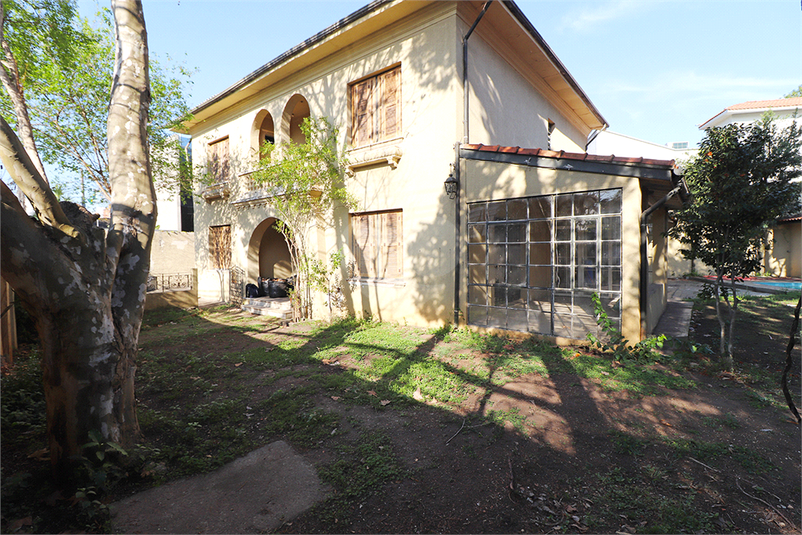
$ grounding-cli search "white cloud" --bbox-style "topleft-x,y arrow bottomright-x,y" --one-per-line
557,0 -> 648,32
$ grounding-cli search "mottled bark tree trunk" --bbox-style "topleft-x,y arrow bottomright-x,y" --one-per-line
0,0 -> 153,480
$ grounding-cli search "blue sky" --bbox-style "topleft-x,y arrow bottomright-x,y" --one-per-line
79,0 -> 801,150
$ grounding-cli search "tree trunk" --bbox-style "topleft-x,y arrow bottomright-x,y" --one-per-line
0,0 -> 153,481
726,278 -> 739,364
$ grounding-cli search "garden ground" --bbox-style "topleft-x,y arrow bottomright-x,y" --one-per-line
1,283 -> 800,533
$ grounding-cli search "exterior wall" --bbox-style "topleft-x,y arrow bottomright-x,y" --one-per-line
465,24 -> 586,151
145,269 -> 199,310
588,131 -> 697,162
461,159 -> 645,343
765,222 -> 802,278
150,230 -> 195,273
645,207 -> 669,334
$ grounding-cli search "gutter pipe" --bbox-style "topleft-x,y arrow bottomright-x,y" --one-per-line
639,185 -> 681,339
454,0 -> 493,326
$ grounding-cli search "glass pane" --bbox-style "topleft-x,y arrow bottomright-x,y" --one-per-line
488,265 -> 505,285
489,285 -> 506,307
508,309 -> 528,331
574,292 -> 597,316
507,199 -> 527,220
529,242 -> 550,265
468,285 -> 487,306
529,196 -> 552,219
469,264 -> 486,285
528,289 -> 551,312
556,194 -> 573,217
529,266 -> 551,288
555,243 -> 570,265
599,293 -> 621,318
468,203 -> 487,222
553,314 -> 571,338
554,291 -> 572,313
508,265 -> 526,286
489,223 -> 506,243
602,242 -> 621,266
488,244 -> 505,264
528,310 -> 551,334
600,189 -> 622,214
487,201 -> 506,221
575,266 -> 598,289
601,267 -> 621,291
529,220 -> 551,242
574,191 -> 599,215
555,220 -> 571,241
488,307 -> 506,328
555,266 -> 571,288
508,287 -> 526,308
468,306 -> 487,326
576,243 -> 596,265
508,244 -> 526,265
575,218 -> 597,241
508,223 -> 526,243
468,244 -> 486,264
602,216 -> 621,240
573,315 -> 598,339
468,223 -> 486,243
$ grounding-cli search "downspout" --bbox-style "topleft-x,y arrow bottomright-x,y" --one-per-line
454,0 -> 493,325
639,185 -> 681,339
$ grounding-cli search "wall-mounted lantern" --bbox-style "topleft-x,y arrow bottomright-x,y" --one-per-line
444,164 -> 458,199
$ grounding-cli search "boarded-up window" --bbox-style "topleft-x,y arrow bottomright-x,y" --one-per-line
351,210 -> 403,279
350,65 -> 401,148
209,225 -> 231,269
208,137 -> 229,182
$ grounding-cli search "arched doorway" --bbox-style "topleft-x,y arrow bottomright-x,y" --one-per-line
252,110 -> 275,160
247,218 -> 293,284
281,94 -> 310,145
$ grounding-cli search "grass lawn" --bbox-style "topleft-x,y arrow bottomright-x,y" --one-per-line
2,291 -> 800,533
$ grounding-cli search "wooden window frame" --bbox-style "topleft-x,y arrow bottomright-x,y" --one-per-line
351,209 -> 403,280
208,225 -> 232,270
350,65 -> 401,149
207,136 -> 230,183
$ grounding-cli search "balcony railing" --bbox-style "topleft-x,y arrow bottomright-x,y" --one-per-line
147,273 -> 194,293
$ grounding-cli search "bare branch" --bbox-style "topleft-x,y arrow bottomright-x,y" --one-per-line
0,116 -> 81,240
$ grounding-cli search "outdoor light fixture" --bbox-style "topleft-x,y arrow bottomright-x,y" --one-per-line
444,164 -> 458,199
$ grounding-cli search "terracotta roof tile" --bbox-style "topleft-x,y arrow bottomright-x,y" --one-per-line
727,98 -> 802,111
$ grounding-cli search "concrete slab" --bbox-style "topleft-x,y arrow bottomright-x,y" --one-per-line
110,440 -> 328,534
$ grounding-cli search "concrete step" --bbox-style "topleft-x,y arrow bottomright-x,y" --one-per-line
242,297 -> 292,321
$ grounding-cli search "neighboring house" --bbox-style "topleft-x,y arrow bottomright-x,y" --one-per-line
184,0 -> 685,342
665,97 -> 802,278
588,130 -> 697,162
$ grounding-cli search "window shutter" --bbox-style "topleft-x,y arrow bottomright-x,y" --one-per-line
353,214 -> 376,278
208,138 -> 229,182
379,68 -> 400,140
381,211 -> 403,278
352,79 -> 374,147
209,225 -> 231,269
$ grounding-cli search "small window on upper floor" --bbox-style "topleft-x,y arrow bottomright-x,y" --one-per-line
547,119 -> 556,150
350,65 -> 401,149
207,137 -> 230,182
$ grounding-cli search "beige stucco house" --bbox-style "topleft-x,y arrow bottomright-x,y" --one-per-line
184,0 -> 685,343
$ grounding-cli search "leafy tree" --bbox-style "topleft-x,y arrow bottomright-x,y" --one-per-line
669,116 -> 802,367
250,117 -> 355,320
0,0 -> 154,479
785,85 -> 802,98
0,1 -> 192,204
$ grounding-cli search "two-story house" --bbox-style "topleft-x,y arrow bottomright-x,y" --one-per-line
184,0 -> 685,342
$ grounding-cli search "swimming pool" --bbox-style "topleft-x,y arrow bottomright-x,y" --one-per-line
746,280 -> 802,291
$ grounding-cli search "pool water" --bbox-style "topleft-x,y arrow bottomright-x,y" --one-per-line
748,280 -> 802,291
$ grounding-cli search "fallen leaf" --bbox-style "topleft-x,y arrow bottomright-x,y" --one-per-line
234,362 -> 243,367
331,396 -> 341,401
565,504 -> 578,513
367,390 -> 377,396
413,387 -> 424,401
660,419 -> 673,427
27,448 -> 49,461
380,400 -> 391,406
